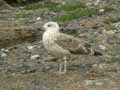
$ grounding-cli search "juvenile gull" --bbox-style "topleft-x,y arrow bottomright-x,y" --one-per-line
42,21 -> 102,74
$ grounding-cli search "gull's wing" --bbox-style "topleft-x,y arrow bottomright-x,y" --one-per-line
55,33 -> 93,55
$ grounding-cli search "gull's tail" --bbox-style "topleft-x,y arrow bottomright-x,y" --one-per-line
84,43 -> 103,56
69,43 -> 103,56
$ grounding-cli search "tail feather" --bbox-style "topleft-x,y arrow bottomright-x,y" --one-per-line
69,42 -> 103,56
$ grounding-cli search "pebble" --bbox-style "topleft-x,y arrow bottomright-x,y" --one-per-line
95,82 -> 104,85
106,30 -> 115,34
1,48 -> 5,51
107,36 -> 120,45
61,1 -> 66,5
111,22 -> 120,32
113,88 -> 118,90
94,2 -> 99,6
98,63 -> 107,69
30,55 -> 40,60
36,17 -> 41,20
85,79 -> 115,86
99,9 -> 104,13
86,3 -> 92,6
1,53 -> 7,57
85,80 -> 94,85
99,45 -> 106,50
94,0 -> 101,5
92,64 -> 98,68
1,48 -> 9,52
19,7 -> 24,9
4,49 -> 9,52
27,45 -> 36,50
96,0 -> 101,3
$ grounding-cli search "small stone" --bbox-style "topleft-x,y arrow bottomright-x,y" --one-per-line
99,9 -> 104,13
94,2 -> 99,6
85,80 -> 94,85
96,0 -> 101,3
116,67 -> 120,70
86,3 -> 92,6
107,36 -> 120,45
92,64 -> 98,67
99,45 -> 106,50
0,48 -> 9,52
61,1 -> 66,5
1,48 -> 5,51
113,88 -> 117,90
85,79 -> 114,86
11,73 -> 16,76
1,53 -> 7,57
27,45 -> 36,50
106,31 -> 115,34
99,64 -> 104,69
19,7 -> 24,9
99,64 -> 107,69
30,55 -> 40,60
95,82 -> 104,86
94,0 -> 101,5
103,78 -> 116,85
36,17 -> 41,20
4,49 -> 9,52
111,22 -> 120,32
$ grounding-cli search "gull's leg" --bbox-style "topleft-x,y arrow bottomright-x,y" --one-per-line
59,62 -> 63,74
63,56 -> 67,73
58,57 -> 67,74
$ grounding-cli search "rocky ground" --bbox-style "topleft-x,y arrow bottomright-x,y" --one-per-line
0,0 -> 120,90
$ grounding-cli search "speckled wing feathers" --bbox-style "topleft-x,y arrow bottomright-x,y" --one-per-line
55,33 -> 92,55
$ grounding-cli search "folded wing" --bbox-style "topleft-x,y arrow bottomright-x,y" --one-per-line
55,33 -> 94,55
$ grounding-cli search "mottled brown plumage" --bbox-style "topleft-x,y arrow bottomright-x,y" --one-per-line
56,33 -> 93,55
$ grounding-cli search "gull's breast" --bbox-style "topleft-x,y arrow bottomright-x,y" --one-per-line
42,31 -> 70,57
42,31 -> 57,50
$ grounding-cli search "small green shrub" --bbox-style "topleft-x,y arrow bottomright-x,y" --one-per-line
53,3 -> 86,12
15,12 -> 33,18
24,2 -> 59,10
55,8 -> 97,22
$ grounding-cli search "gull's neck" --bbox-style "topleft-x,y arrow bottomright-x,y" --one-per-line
42,28 -> 59,46
46,28 -> 59,33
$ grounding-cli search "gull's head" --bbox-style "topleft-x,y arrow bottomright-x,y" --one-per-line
43,21 -> 60,32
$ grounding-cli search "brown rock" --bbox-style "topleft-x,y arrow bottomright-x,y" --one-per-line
0,27 -> 35,48
80,19 -> 99,29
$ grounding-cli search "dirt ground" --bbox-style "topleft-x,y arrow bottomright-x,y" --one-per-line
0,0 -> 120,90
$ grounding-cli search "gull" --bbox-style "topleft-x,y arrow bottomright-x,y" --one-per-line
42,21 -> 102,74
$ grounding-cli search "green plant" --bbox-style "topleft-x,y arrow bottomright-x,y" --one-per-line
24,2 -> 59,10
52,3 -> 86,12
55,8 -> 97,22
15,11 -> 33,18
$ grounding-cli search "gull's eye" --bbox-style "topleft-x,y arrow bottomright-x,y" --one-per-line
47,24 -> 52,27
